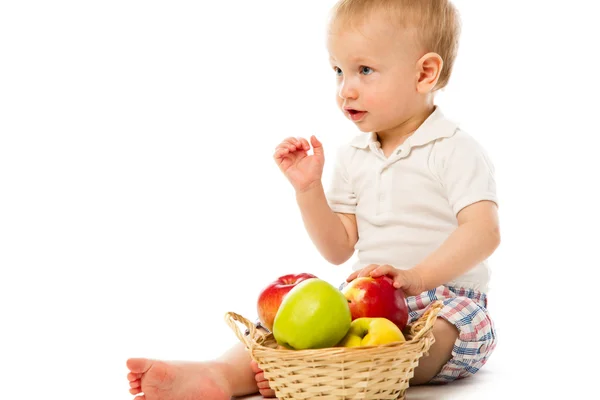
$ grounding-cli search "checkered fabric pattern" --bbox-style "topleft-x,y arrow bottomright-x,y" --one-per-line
406,285 -> 497,383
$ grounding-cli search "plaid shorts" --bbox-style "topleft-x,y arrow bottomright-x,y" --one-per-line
407,285 -> 497,384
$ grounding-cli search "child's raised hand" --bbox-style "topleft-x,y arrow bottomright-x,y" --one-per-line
346,264 -> 425,297
273,135 -> 325,193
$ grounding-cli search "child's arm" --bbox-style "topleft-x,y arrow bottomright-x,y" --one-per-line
274,135 -> 358,265
296,182 -> 358,265
353,200 -> 500,294
411,200 -> 500,291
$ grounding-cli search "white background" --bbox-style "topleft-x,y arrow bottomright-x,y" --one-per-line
1,1 -> 599,399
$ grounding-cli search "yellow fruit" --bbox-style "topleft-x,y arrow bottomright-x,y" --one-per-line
338,317 -> 405,347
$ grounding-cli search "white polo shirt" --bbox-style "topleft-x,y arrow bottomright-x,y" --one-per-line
326,107 -> 498,292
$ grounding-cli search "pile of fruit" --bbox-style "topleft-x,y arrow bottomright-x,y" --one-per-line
256,273 -> 409,350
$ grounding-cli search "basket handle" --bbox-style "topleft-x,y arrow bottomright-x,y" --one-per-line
224,312 -> 260,350
409,300 -> 444,341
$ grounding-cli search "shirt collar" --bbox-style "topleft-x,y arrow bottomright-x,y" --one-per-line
349,107 -> 459,150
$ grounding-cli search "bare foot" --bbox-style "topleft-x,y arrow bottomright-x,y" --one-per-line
126,358 -> 231,400
250,360 -> 276,398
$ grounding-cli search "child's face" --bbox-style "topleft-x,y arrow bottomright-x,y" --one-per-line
327,14 -> 423,134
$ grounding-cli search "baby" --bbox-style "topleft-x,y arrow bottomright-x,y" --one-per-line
126,0 -> 500,399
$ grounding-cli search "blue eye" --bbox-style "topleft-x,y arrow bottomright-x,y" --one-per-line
334,67 -> 343,76
361,66 -> 373,75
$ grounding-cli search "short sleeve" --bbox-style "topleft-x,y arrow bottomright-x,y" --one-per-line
326,145 -> 357,214
434,131 -> 498,216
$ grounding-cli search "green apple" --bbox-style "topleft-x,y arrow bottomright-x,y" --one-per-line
337,317 -> 405,347
273,278 -> 351,350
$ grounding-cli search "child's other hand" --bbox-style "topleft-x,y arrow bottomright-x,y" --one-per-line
273,135 -> 325,193
346,264 -> 425,297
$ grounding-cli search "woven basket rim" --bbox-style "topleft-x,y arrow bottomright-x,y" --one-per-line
226,300 -> 444,355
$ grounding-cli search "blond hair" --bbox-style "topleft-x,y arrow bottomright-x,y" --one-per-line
330,0 -> 461,91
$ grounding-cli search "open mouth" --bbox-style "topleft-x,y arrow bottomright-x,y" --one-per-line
346,109 -> 367,121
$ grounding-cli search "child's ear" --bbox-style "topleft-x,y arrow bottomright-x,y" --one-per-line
415,52 -> 443,93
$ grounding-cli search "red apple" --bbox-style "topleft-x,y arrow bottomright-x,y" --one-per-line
341,275 -> 409,331
256,273 -> 317,331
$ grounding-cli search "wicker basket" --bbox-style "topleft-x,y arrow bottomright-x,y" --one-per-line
225,300 -> 443,400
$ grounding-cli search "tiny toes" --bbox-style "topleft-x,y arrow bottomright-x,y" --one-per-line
260,388 -> 276,398
126,358 -> 152,374
130,380 -> 141,389
250,360 -> 262,373
257,380 -> 271,389
129,387 -> 142,395
128,372 -> 141,382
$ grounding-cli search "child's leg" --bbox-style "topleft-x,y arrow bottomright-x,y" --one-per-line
126,342 -> 259,400
406,286 -> 497,385
410,317 -> 458,385
217,342 -> 265,396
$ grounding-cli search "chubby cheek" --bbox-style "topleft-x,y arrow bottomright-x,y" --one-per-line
375,91 -> 411,122
361,90 -> 384,113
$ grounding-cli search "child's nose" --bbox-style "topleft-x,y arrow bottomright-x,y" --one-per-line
338,79 -> 358,99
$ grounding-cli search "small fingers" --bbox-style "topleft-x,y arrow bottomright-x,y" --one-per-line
346,271 -> 359,282
274,143 -> 297,155
290,136 -> 307,149
276,142 -> 296,152
370,264 -> 394,277
347,264 -> 379,282
276,137 -> 310,152
273,148 -> 290,161
370,265 -> 404,288
357,264 -> 379,278
280,137 -> 301,149
300,137 -> 310,151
